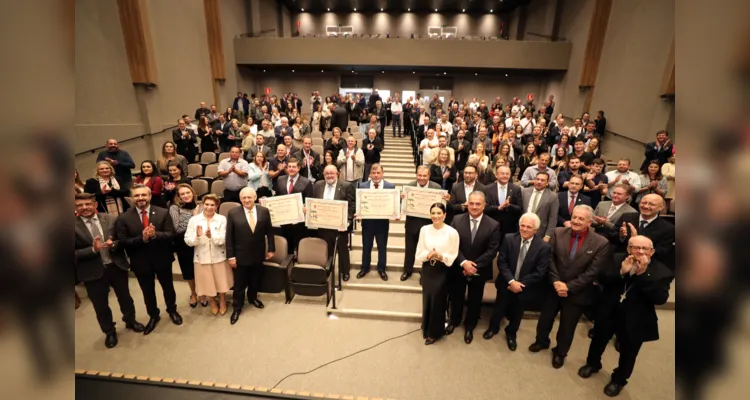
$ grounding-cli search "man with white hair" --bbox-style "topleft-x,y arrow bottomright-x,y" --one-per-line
483,213 -> 551,351
225,187 -> 275,325
274,117 -> 292,144
530,204 -> 611,369
577,235 -> 673,397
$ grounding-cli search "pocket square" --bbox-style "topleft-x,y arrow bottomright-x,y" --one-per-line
586,250 -> 593,254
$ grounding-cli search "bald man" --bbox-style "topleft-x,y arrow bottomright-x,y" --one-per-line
610,194 -> 675,272
578,236 -> 673,397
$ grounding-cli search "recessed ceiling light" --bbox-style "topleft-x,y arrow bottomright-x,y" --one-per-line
462,9 -> 466,12
301,8 -> 304,11
443,72 -> 447,75
435,8 -> 438,12
321,70 -> 324,72
327,8 -> 330,11
490,9 -> 493,13
263,69 -> 266,72
474,72 -> 478,76
381,71 -> 385,74
412,71 -> 415,74
354,8 -> 357,11
505,73 -> 508,77
292,69 -> 295,72
381,8 -> 384,11
407,8 -> 410,11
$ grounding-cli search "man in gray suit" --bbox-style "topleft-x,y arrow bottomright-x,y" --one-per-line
521,171 -> 559,242
74,193 -> 144,348
592,184 -> 637,234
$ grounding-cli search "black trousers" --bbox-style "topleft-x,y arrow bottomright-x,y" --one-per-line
281,222 -> 307,254
586,308 -> 644,386
133,262 -> 177,318
403,218 -> 431,274
448,274 -> 487,330
223,188 -> 241,204
232,263 -> 264,309
361,228 -> 388,272
173,234 -> 195,280
421,262 -> 449,339
535,289 -> 586,357
318,229 -> 350,274
83,266 -> 137,334
487,288 -> 525,339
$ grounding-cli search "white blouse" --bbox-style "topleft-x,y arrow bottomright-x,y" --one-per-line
184,213 -> 227,264
415,224 -> 459,266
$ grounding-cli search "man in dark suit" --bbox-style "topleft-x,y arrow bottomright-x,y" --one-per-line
75,193 -> 144,348
226,187 -> 275,324
332,102 -> 349,133
172,118 -> 197,163
557,176 -> 592,227
194,101 -> 210,121
484,165 -> 523,244
245,134 -> 273,163
530,205 -> 611,369
232,92 -> 250,121
449,165 -> 485,224
447,191 -> 500,344
450,129 -> 471,174
641,130 -> 674,169
356,164 -> 395,281
275,158 -> 313,254
578,236 -> 673,397
400,165 -> 446,281
294,136 -> 321,183
312,165 -> 356,281
610,194 -> 675,272
483,213 -> 551,350
115,184 -> 181,335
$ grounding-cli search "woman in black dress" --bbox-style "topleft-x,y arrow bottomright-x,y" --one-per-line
163,164 -> 192,206
415,203 -> 459,345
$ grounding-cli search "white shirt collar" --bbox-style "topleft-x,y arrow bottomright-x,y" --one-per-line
640,215 -> 658,225
470,214 -> 483,225
371,180 -> 383,189
521,234 -> 534,245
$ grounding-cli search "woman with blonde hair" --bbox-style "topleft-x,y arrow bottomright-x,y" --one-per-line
429,148 -> 456,191
84,161 -> 129,214
474,142 -> 490,173
170,183 -> 203,308
157,141 -> 188,179
184,193 -> 233,315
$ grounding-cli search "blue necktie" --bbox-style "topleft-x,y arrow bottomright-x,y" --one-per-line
569,234 -> 581,260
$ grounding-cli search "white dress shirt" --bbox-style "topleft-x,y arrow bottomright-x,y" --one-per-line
527,190 -> 544,213
463,181 -> 476,201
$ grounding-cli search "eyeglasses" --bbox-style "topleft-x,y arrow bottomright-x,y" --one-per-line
628,245 -> 653,252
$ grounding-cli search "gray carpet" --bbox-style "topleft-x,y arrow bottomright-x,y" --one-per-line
75,279 -> 675,400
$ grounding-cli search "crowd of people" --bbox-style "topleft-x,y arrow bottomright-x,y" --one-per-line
74,89 -> 675,398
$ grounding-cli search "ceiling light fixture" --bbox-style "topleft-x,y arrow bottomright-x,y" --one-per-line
263,69 -> 266,72
474,72 -> 478,75
407,8 -> 411,11
354,8 -> 357,11
444,72 -> 447,75
463,9 -> 466,12
301,8 -> 304,11
490,9 -> 493,13
381,8 -> 384,11
327,8 -> 330,11
381,71 -> 385,74
505,73 -> 508,77
321,70 -> 324,72
412,71 -> 415,74
292,69 -> 295,72
435,8 -> 438,12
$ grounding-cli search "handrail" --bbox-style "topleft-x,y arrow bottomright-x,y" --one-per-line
237,29 -> 277,38
74,124 -> 178,156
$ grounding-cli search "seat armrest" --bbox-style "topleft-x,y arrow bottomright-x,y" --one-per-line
325,255 -> 334,272
279,255 -> 294,270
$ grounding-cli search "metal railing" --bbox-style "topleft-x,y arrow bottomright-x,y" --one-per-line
74,124 -> 178,156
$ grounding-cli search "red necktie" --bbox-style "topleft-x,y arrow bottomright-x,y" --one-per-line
288,178 -> 294,194
141,209 -> 149,228
569,194 -> 576,214
374,182 -> 379,189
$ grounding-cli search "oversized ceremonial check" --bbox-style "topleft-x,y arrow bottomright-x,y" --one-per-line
259,193 -> 304,227
305,198 -> 349,231
402,186 -> 448,219
356,189 -> 400,220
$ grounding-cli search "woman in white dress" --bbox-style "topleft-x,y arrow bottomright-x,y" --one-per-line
415,203 -> 459,345
184,194 -> 233,316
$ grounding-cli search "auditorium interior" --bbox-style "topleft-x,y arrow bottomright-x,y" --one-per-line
74,0 -> 676,399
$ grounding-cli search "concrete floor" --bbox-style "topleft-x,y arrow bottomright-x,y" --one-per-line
75,279 -> 675,400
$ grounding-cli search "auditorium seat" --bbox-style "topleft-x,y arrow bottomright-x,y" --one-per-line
203,164 -> 220,185
218,201 -> 240,217
191,179 -> 209,199
312,144 -> 324,156
289,237 -> 334,300
210,179 -> 224,199
311,131 -> 323,139
482,257 -> 501,304
186,163 -> 203,179
218,152 -> 231,162
261,236 -> 294,302
199,152 -> 217,166
312,137 -> 324,146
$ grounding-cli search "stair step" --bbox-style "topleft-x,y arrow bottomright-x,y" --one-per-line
327,290 -> 423,321
343,269 -> 422,293
351,234 -> 406,249
351,261 -> 421,272
383,172 -> 417,180
353,227 -> 405,236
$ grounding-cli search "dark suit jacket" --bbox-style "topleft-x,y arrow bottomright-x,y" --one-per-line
75,214 -> 130,282
449,181 -> 486,216
312,179 -> 356,230
610,214 -> 675,272
84,178 -> 130,214
484,182 -> 523,236
548,227 -> 611,306
496,233 -> 551,301
450,139 -> 471,171
597,253 -> 673,342
332,105 -> 349,133
403,180 -> 442,234
429,164 -> 457,191
275,174 -> 313,200
226,205 -> 275,266
450,213 -> 500,281
293,149 -> 321,180
172,129 -> 197,160
115,206 -> 175,271
246,145 -> 273,163
557,191 -> 592,227
642,141 -> 674,168
358,180 -> 395,232
362,137 -> 382,162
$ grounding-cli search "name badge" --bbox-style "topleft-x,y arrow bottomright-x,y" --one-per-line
586,250 -> 593,254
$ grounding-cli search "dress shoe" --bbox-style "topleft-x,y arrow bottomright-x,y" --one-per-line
189,295 -> 198,308
125,321 -> 145,333
577,364 -> 601,379
614,338 -> 621,352
552,354 -> 566,369
143,316 -> 160,335
424,338 -> 436,345
342,273 -> 350,282
588,328 -> 595,339
604,381 -> 624,397
400,272 -> 412,281
506,337 -> 517,352
444,324 -> 455,335
168,311 -> 183,325
356,270 -> 369,279
378,271 -> 388,281
528,342 -> 549,352
104,332 -> 118,349
230,310 -> 241,325
464,330 -> 474,344
252,299 -> 265,309
482,329 -> 497,340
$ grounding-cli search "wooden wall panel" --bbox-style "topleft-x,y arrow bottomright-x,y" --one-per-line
203,0 -> 226,81
578,0 -> 612,88
660,38 -> 675,97
116,0 -> 158,85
